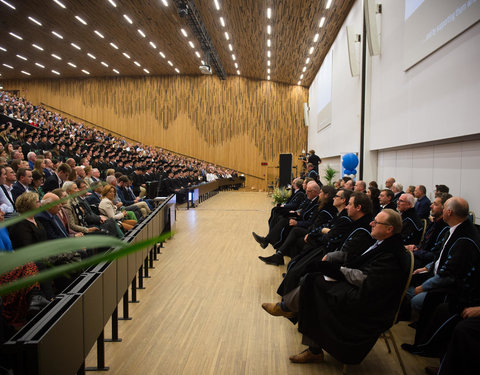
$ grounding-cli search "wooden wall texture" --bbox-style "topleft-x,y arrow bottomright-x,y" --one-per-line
4,75 -> 308,188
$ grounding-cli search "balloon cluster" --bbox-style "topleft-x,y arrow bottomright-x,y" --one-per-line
342,153 -> 358,175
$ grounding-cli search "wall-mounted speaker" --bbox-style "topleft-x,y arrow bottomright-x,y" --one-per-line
303,102 -> 310,127
365,0 -> 382,56
346,26 -> 361,77
279,153 -> 293,188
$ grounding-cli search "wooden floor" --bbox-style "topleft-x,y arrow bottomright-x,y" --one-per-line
86,192 -> 439,374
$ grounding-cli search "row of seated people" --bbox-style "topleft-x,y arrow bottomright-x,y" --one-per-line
251,177 -> 480,374
0,90 -> 239,196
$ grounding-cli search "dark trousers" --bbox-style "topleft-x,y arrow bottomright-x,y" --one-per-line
277,226 -> 308,257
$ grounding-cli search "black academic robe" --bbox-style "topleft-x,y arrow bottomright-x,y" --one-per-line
400,207 -> 423,245
297,234 -> 410,364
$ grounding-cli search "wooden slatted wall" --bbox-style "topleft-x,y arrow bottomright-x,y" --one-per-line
4,75 -> 308,188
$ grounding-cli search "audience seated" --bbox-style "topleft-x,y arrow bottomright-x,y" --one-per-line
397,193 -> 423,245
414,185 -> 432,220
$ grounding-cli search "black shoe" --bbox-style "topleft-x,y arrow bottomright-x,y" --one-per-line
259,253 -> 284,266
252,232 -> 268,249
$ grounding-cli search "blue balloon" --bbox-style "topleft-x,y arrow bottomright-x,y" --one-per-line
342,153 -> 359,171
351,169 -> 357,175
344,169 -> 353,175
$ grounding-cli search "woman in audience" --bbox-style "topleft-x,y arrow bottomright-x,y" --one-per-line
367,186 -> 381,216
30,170 -> 45,200
406,185 -> 416,195
33,159 -> 45,177
99,184 -> 137,232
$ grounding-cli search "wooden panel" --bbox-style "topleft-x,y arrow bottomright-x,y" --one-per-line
4,75 -> 308,188
0,0 -> 353,86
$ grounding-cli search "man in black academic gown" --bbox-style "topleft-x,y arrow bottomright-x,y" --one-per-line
397,193 -> 423,245
266,178 -> 306,229
262,208 -> 410,365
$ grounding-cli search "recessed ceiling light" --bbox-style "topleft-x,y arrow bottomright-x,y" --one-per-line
109,42 -> 118,49
144,68 -> 150,73
51,69 -> 60,75
113,69 -> 120,74
159,52 -> 166,58
267,60 -> 270,66
214,0 -> 220,11
267,50 -> 271,58
267,75 -> 270,80
228,44 -> 233,51
267,39 -> 271,47
224,32 -> 229,40
28,17 -> 42,26
267,8 -> 272,19
326,0 -> 333,9
81,69 -> 90,75
0,46 -> 6,52
298,81 -> 301,85
51,31 -> 63,39
9,32 -> 23,40
319,17 -> 326,28
167,60 -> 173,66
35,62 -> 45,68
134,61 -> 141,67
16,54 -> 27,61
138,29 -> 146,38
149,41 -> 157,49
71,43 -> 81,50
51,53 -> 62,60
101,61 -> 109,67
108,0 -> 117,7
175,68 -> 180,73
123,52 -> 130,59
21,70 -> 31,76
53,0 -> 66,9
234,63 -> 238,68
68,62 -> 77,68
267,25 -> 271,34
313,33 -> 320,43
232,54 -> 236,60
237,70 -> 240,75
302,66 -> 307,72
180,28 -> 188,37
1,0 -> 15,10
123,14 -> 133,24
201,60 -> 205,65
305,57 -> 310,64
195,51 -> 201,58
32,44 -> 44,51
309,47 -> 314,55
267,68 -> 270,74
87,53 -> 96,59
219,17 -> 225,27
75,16 -> 87,25
94,30 -> 104,38
300,74 -> 304,79
188,41 -> 195,48
161,0 -> 168,6
3,63 -> 13,69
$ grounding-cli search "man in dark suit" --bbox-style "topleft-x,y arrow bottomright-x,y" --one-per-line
414,185 -> 431,220
256,181 -> 320,265
397,193 -> 423,245
391,182 -> 405,205
35,192 -> 70,240
11,167 -> 32,203
43,163 -> 71,193
379,189 -> 397,211
266,178 -> 306,229
262,209 -> 409,365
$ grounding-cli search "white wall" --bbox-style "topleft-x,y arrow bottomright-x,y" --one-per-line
308,0 -> 480,216
308,0 -> 363,158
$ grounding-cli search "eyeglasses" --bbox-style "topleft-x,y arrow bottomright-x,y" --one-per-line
372,220 -> 392,226
397,199 -> 407,203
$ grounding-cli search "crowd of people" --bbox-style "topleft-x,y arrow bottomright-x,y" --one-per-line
252,176 -> 479,374
0,89 -> 239,343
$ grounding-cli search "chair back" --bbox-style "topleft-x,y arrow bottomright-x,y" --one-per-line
419,218 -> 427,243
393,249 -> 414,325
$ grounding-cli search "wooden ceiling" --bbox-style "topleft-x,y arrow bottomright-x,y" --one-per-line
0,0 -> 354,87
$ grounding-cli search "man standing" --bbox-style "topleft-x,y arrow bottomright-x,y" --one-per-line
307,150 -> 321,173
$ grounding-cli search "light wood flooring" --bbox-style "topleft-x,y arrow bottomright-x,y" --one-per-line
86,192 -> 439,374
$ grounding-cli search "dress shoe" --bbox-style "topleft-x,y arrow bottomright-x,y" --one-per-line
259,253 -> 284,266
252,232 -> 268,249
261,302 -> 294,318
289,349 -> 324,363
425,366 -> 439,375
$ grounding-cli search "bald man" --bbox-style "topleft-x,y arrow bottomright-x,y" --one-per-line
403,197 -> 480,354
35,192 -> 70,239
